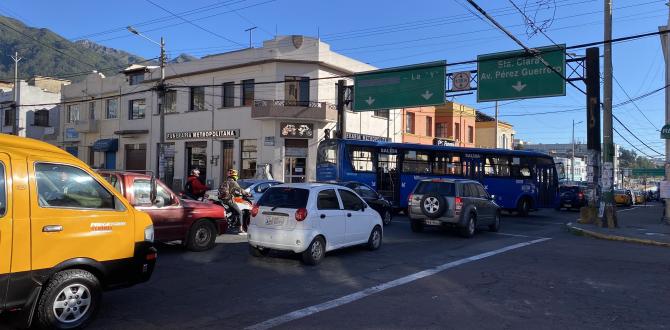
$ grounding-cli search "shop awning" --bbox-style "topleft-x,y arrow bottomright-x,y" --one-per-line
92,138 -> 118,152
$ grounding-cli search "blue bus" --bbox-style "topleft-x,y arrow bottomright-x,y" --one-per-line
316,139 -> 559,215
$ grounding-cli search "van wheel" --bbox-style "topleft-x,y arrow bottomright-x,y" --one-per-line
459,213 -> 477,238
410,220 -> 424,232
302,237 -> 325,266
517,198 -> 531,217
186,220 -> 217,252
36,269 -> 101,330
367,226 -> 383,251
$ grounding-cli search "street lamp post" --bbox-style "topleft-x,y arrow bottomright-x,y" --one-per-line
127,26 -> 166,181
572,120 -> 584,182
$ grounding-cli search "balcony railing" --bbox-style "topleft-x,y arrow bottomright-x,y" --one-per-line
251,99 -> 337,122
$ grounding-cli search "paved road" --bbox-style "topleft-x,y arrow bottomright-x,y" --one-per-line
4,206 -> 670,329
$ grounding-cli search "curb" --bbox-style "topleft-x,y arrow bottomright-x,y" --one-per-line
565,222 -> 670,248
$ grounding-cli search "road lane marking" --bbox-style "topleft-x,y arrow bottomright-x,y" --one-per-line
494,232 -> 546,239
245,237 -> 551,330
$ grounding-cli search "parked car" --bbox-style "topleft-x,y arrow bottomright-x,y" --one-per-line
556,185 -> 587,211
205,179 -> 282,202
407,179 -> 501,238
614,189 -> 632,206
0,135 -> 156,329
99,171 -> 227,251
328,181 -> 393,225
247,183 -> 383,265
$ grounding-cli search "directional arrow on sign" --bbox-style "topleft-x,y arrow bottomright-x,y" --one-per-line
511,81 -> 527,92
365,96 -> 375,105
421,90 -> 433,100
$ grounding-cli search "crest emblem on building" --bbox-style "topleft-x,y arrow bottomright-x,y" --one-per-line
292,35 -> 303,49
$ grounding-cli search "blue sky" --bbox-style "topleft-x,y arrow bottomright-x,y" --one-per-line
1,0 -> 667,156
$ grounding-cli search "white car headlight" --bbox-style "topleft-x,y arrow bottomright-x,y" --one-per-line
144,225 -> 155,242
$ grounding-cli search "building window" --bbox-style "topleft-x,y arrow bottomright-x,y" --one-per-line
163,90 -> 177,113
106,99 -> 118,119
33,109 -> 49,127
373,109 -> 389,118
129,99 -> 146,120
88,102 -> 95,120
129,73 -> 144,85
454,123 -> 460,141
426,117 -> 433,137
240,139 -> 257,179
436,123 -> 448,138
405,112 -> 415,134
223,82 -> 235,108
284,76 -> 309,106
4,109 -> 15,127
468,125 -> 474,143
242,79 -> 255,106
67,104 -> 80,123
190,87 -> 205,111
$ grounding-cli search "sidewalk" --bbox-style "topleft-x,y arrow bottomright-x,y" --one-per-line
566,202 -> 670,247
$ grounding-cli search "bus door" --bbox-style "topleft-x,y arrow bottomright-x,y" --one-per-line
377,147 -> 400,206
463,153 -> 483,182
536,159 -> 558,207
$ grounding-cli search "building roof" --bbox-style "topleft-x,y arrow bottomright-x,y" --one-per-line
475,111 -> 512,126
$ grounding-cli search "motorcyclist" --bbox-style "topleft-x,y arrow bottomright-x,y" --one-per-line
185,168 -> 207,200
218,169 -> 250,234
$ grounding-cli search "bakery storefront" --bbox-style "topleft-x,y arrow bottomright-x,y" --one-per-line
280,122 -> 314,183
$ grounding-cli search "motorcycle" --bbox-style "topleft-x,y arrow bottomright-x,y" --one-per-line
214,195 -> 253,232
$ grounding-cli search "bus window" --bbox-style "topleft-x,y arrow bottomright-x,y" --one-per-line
348,146 -> 375,172
378,153 -> 397,173
511,156 -> 532,178
433,152 -> 462,176
484,156 -> 511,177
403,150 -> 431,174
317,141 -> 337,165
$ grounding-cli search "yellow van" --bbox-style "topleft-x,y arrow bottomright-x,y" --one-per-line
0,134 -> 156,329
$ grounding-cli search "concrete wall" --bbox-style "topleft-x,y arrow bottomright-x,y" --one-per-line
0,81 -> 60,141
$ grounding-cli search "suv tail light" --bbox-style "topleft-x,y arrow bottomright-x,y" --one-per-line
578,192 -> 584,200
251,204 -> 259,217
295,208 -> 308,221
454,197 -> 463,213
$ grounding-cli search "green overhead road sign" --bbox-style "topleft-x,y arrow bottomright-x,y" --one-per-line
477,45 -> 566,102
631,168 -> 665,177
353,61 -> 446,111
661,124 -> 670,139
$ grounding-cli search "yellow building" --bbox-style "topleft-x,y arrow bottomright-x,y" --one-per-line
475,112 -> 515,150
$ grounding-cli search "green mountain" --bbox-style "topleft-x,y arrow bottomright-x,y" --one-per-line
0,16 -> 194,82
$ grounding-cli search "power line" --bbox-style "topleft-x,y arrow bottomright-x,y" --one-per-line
612,114 -> 663,156
613,127 -> 655,158
613,73 -> 659,131
144,0 -> 245,47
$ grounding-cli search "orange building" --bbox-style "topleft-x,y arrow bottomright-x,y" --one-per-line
402,101 -> 477,148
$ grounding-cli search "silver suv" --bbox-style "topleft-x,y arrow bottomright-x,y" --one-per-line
407,179 -> 501,238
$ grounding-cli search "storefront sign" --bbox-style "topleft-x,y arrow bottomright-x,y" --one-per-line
65,128 -> 79,140
264,136 -> 275,146
433,138 -> 454,146
166,129 -> 239,140
280,123 -> 313,138
345,132 -> 391,142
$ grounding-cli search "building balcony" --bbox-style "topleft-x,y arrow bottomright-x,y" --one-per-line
251,100 -> 337,122
74,120 -> 98,133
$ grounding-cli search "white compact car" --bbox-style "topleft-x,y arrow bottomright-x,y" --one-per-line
248,183 -> 383,265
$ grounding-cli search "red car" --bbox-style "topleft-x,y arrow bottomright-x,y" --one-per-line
99,171 -> 227,252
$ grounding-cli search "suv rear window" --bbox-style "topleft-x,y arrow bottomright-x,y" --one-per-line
414,181 -> 455,196
560,186 -> 580,193
257,187 -> 309,209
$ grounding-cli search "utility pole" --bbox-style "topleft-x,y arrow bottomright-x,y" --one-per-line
494,101 -> 499,148
585,47 -> 601,221
661,3 -> 670,224
10,52 -> 21,136
158,36 -> 166,182
602,0 -> 617,227
336,80 -> 347,139
572,119 -> 576,182
245,27 -> 257,48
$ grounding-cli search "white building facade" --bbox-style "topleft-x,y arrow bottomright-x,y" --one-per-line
58,35 -> 402,190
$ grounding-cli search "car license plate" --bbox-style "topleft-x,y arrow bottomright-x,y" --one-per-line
563,203 -> 571,208
425,220 -> 441,226
264,216 -> 285,226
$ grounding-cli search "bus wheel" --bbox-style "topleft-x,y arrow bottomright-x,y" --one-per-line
36,269 -> 101,329
517,198 -> 531,217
